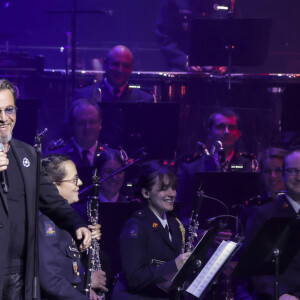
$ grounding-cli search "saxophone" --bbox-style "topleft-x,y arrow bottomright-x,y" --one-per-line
84,170 -> 105,300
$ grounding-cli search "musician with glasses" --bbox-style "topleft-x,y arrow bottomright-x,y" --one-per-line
39,154 -> 108,300
237,148 -> 300,300
0,79 -> 92,300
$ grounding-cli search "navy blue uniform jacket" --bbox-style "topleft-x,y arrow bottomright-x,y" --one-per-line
39,214 -> 89,300
73,80 -> 154,103
48,139 -> 107,167
112,207 -> 183,300
241,194 -> 300,299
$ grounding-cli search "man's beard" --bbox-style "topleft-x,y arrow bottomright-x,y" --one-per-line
0,132 -> 12,144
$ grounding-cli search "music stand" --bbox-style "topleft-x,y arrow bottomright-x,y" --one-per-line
189,18 -> 272,89
233,216 -> 300,300
159,223 -> 242,299
192,172 -> 260,231
99,102 -> 180,159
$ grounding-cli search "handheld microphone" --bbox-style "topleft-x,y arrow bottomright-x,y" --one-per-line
0,143 -> 8,193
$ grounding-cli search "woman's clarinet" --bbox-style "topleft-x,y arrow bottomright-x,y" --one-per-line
84,170 -> 105,300
184,188 -> 203,252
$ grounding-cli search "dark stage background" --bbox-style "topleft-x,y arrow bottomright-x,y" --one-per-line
0,0 -> 299,72
0,0 -> 299,158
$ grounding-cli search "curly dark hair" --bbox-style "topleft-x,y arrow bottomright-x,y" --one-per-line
41,154 -> 72,184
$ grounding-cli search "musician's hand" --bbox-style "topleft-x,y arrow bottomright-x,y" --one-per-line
89,224 -> 101,240
91,270 -> 108,292
214,230 -> 232,246
76,227 -> 92,251
89,288 -> 105,300
279,294 -> 299,300
175,252 -> 191,270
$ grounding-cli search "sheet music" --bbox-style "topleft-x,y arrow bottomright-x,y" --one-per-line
186,240 -> 237,298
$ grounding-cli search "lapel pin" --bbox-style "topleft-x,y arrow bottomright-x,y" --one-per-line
22,157 -> 30,167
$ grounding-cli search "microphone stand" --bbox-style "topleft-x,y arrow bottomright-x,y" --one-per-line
47,1 -> 113,108
32,128 -> 48,300
79,156 -> 142,196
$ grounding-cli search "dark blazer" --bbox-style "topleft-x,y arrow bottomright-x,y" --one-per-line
73,80 -> 154,103
48,139 -> 107,167
240,194 -> 300,299
39,215 -> 88,300
0,139 -> 86,299
111,207 -> 183,300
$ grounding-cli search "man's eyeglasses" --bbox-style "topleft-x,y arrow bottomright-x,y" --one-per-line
284,168 -> 300,176
56,175 -> 79,185
0,106 -> 17,116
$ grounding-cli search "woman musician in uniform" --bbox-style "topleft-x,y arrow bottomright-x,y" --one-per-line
111,161 -> 191,300
39,154 -> 107,300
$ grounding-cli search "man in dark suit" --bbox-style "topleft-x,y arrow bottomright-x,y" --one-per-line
238,148 -> 300,300
177,108 -> 254,224
73,45 -> 154,103
49,98 -> 105,167
0,79 -> 92,299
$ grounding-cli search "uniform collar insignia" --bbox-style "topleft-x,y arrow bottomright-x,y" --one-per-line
152,222 -> 159,228
282,202 -> 289,209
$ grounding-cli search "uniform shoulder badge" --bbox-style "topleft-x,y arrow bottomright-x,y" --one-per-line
45,220 -> 56,236
127,222 -> 139,239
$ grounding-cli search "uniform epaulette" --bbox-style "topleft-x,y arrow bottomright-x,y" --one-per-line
132,209 -> 144,219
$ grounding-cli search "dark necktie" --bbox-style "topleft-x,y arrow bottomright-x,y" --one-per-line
165,224 -> 172,241
113,88 -> 120,100
81,150 -> 91,166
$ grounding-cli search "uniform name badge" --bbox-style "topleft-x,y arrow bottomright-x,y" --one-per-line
151,259 -> 166,267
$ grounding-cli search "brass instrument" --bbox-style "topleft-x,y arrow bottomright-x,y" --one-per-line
84,170 -> 105,300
